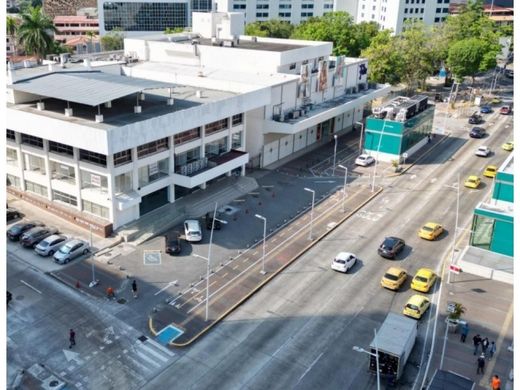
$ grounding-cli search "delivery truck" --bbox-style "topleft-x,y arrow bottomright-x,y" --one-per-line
369,313 -> 418,384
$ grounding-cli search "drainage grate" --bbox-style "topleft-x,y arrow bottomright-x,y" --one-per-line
138,335 -> 148,342
117,298 -> 127,304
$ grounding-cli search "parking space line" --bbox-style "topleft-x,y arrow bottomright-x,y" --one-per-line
232,264 -> 239,269
20,280 -> 42,294
242,257 -> 249,263
221,272 -> 229,278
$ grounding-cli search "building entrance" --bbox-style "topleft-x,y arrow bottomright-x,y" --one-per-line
139,187 -> 169,216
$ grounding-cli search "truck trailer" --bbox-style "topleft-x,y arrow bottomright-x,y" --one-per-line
369,313 -> 418,384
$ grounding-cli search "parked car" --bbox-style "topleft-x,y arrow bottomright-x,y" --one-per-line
475,146 -> 491,157
20,226 -> 58,248
434,93 -> 444,103
184,220 -> 202,242
6,207 -> 20,222
411,268 -> 437,293
490,97 -> 502,105
331,252 -> 357,273
480,105 -> 492,114
403,295 -> 430,319
469,127 -> 486,139
7,221 -> 44,241
483,165 -> 498,178
418,222 -> 444,241
464,175 -> 481,189
165,233 -> 182,255
381,267 -> 407,291
500,105 -> 512,115
34,234 -> 68,256
502,141 -> 514,151
7,291 -> 12,306
355,154 -> 375,167
205,212 -> 222,230
53,239 -> 89,264
468,113 -> 483,124
377,236 -> 405,259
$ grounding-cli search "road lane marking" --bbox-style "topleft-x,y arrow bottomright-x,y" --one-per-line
20,280 -> 41,294
221,272 -> 229,278
297,352 -> 324,383
154,280 -> 178,296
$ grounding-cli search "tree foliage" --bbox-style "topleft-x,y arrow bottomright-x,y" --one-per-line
101,30 -> 124,51
17,6 -> 56,59
447,38 -> 496,82
361,30 -> 403,84
245,20 -> 294,39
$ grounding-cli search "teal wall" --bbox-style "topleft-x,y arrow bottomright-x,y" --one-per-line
471,208 -> 514,257
492,171 -> 514,202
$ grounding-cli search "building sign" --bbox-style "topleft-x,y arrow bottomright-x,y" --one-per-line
149,162 -> 159,176
91,174 -> 101,187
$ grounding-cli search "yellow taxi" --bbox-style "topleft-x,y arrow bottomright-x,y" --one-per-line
403,295 -> 431,319
502,141 -> 514,151
411,268 -> 437,292
490,97 -> 502,104
464,175 -> 481,189
418,222 -> 444,240
381,267 -> 407,291
483,165 -> 498,178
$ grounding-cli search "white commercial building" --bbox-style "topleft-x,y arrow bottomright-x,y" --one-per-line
6,11 -> 389,235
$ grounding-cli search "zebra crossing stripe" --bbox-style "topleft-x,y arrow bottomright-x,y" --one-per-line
138,343 -> 169,363
144,338 -> 176,357
135,347 -> 162,368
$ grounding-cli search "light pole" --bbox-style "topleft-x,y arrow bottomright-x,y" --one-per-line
353,329 -> 381,390
255,214 -> 267,275
356,121 -> 365,154
371,120 -> 387,193
338,164 -> 348,212
304,187 -> 315,240
332,134 -> 338,176
88,224 -> 98,288
445,173 -> 460,284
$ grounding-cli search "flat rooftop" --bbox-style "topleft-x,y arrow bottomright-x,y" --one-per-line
499,154 -> 514,174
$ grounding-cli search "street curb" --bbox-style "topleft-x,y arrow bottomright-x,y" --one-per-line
148,186 -> 384,347
386,132 -> 452,178
94,236 -> 124,258
48,270 -> 102,300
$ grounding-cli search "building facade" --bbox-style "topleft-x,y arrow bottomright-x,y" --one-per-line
54,15 -> 99,42
43,0 -> 97,18
7,11 -> 389,234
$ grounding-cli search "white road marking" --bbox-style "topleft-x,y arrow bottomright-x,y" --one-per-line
144,338 -> 176,357
154,280 -> 178,296
297,352 -> 324,383
135,348 -> 161,368
20,280 -> 42,294
137,343 -> 169,363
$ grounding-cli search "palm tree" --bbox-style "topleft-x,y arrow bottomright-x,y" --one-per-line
85,30 -> 96,53
6,15 -> 18,56
17,6 -> 57,61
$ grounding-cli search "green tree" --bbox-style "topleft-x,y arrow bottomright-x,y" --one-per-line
245,19 -> 294,39
164,27 -> 184,34
6,15 -> 19,56
17,6 -> 56,60
86,30 -> 96,53
447,38 -> 495,83
361,30 -> 403,84
101,29 -> 124,51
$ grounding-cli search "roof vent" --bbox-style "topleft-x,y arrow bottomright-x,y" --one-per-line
196,90 -> 203,98
251,36 -> 258,43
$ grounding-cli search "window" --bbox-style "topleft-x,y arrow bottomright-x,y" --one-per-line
361,12 -> 364,17
7,129 -> 15,141
21,134 -> 43,148
301,12 -> 313,17
289,63 -> 296,70
82,200 -> 109,219
25,180 -> 48,197
256,4 -> 268,9
23,153 -> 46,174
50,161 -> 76,184
205,137 -> 228,158
371,14 -> 375,19
372,5 -> 376,10
256,12 -> 268,17
442,7 -> 448,12
137,137 -> 168,159
7,174 -> 21,188
436,7 -> 441,12
232,113 -> 243,126
362,4 -> 365,9
279,12 -> 291,17
113,149 -> 132,167
175,147 -> 200,170
115,172 -> 133,194
138,158 -> 169,187
174,127 -> 201,145
324,3 -> 333,9
302,3 -> 314,8
233,4 -> 246,9
444,0 -> 449,3
53,189 -> 77,206
405,0 -> 409,3
437,0 -> 442,3
279,4 -> 291,8
49,141 -> 73,157
81,170 -> 108,192
6,148 -> 17,166
415,8 -> 419,13
434,17 -> 440,22
421,8 -> 424,13
205,118 -> 229,135
79,149 -> 107,167
470,215 -> 494,250
232,132 -> 243,148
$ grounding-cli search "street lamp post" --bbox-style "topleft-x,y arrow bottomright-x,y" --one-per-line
332,134 -> 338,176
88,224 -> 98,288
304,187 -> 315,240
353,329 -> 381,390
255,214 -> 267,275
371,120 -> 387,193
448,173 -> 460,284
356,121 -> 365,154
338,164 -> 348,212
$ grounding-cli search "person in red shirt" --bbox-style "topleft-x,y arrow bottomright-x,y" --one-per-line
491,374 -> 501,390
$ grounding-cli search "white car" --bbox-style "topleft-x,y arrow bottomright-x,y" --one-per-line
331,252 -> 357,273
184,219 -> 202,242
475,146 -> 491,157
355,154 -> 375,166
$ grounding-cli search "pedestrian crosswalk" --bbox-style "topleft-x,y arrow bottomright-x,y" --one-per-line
124,337 -> 176,374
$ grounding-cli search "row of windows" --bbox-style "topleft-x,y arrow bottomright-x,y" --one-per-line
205,118 -> 229,136
174,127 -> 201,145
435,7 -> 449,13
22,134 -> 44,148
136,137 -> 169,159
434,16 -> 447,22
49,141 -> 74,156
404,8 -> 424,14
405,0 -> 426,3
25,180 -> 48,197
7,129 -> 15,140
113,149 -> 132,167
437,0 -> 450,3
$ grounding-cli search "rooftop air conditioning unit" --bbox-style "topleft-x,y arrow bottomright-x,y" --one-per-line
223,40 -> 234,47
251,36 -> 258,42
292,110 -> 300,119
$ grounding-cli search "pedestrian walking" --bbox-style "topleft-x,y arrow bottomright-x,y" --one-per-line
131,280 -> 138,298
477,353 -> 486,374
482,337 -> 490,355
69,329 -> 76,349
489,341 -> 496,360
473,334 -> 482,355
106,286 -> 115,299
491,374 -> 501,390
460,323 -> 469,342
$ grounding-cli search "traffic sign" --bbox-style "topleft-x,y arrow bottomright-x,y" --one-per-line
449,264 -> 462,274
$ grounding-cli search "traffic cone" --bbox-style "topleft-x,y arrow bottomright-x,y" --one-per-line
76,280 -> 80,288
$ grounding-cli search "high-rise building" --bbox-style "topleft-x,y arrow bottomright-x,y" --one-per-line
43,0 -> 97,18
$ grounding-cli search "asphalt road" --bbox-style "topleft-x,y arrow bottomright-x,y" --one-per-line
141,111 -> 513,389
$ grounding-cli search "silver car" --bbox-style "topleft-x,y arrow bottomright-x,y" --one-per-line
34,234 -> 68,257
53,239 -> 89,264
355,153 -> 375,166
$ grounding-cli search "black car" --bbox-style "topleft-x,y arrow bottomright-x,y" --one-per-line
469,127 -> 486,139
378,237 -> 406,259
165,234 -> 182,255
20,226 -> 58,248
468,114 -> 483,124
205,212 -> 222,230
7,291 -> 12,306
7,221 -> 44,241
6,207 -> 20,222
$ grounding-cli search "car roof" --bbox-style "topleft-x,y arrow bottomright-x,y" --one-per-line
185,220 -> 200,228
386,267 -> 406,276
335,252 -> 354,260
467,175 -> 479,180
485,165 -> 497,170
43,234 -> 66,242
408,294 -> 429,305
358,154 -> 369,158
424,222 -> 440,228
416,268 -> 435,277
66,239 -> 84,246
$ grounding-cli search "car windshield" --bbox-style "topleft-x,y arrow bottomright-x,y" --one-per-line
384,273 -> 399,281
39,241 -> 49,247
422,226 -> 434,232
406,304 -> 419,311
334,259 -> 346,264
383,238 -> 396,248
59,245 -> 72,254
415,276 -> 428,283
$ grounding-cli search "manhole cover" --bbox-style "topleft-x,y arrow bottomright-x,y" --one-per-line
138,335 -> 148,342
117,298 -> 127,304
471,288 -> 486,293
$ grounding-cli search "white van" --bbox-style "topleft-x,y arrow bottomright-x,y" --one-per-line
184,220 -> 202,242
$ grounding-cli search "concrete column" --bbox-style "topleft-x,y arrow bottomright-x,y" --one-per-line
106,154 -> 116,223
131,148 -> 140,191
12,132 -> 26,190
43,140 -> 53,201
168,136 -> 175,203
72,147 -> 83,211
